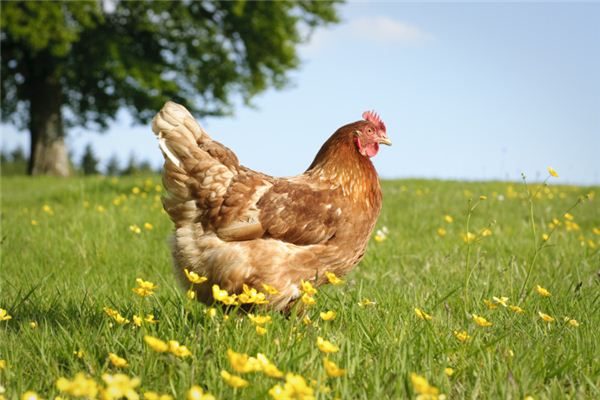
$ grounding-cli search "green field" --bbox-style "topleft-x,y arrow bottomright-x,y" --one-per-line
1,175 -> 599,399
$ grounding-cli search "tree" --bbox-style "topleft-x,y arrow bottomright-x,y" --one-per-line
105,154 -> 120,176
80,143 -> 99,175
1,1 -> 340,176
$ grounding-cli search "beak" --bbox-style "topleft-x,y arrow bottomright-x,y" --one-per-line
378,137 -> 392,146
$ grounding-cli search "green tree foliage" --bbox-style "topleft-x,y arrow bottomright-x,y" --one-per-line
80,143 -> 99,175
1,0 -> 340,176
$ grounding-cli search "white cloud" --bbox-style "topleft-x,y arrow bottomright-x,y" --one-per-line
349,17 -> 431,45
301,16 -> 432,56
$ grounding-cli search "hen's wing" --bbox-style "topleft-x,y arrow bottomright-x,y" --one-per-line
214,176 -> 343,245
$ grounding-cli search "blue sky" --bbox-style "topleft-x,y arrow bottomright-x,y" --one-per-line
2,2 -> 599,184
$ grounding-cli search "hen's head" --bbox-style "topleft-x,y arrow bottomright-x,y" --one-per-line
353,111 -> 392,158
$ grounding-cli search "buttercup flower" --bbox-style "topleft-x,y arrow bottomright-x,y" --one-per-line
300,280 -> 317,296
316,337 -> 339,353
102,373 -> 140,400
535,285 -> 551,297
144,336 -> 169,353
547,167 -> 559,177
453,330 -> 470,342
414,308 -> 432,321
509,305 -> 525,314
108,353 -> 128,368
325,272 -> 343,285
472,314 -> 492,327
320,311 -> 336,321
184,269 -> 208,285
323,358 -> 345,377
261,283 -> 279,295
187,386 -> 215,400
538,311 -> 555,323
56,372 -> 99,398
0,309 -> 12,321
220,370 -> 249,388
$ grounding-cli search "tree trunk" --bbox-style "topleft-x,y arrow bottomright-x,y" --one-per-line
28,74 -> 70,176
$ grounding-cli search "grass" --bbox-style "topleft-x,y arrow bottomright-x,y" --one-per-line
1,174 -> 599,399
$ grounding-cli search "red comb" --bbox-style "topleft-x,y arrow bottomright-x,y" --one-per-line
362,110 -> 386,133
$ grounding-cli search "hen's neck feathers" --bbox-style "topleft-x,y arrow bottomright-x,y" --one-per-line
306,122 -> 381,208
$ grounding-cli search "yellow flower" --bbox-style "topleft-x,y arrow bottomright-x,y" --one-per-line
444,367 -> 454,377
256,353 -> 283,378
101,373 -> 140,400
103,307 -> 130,325
187,290 -> 197,300
481,228 -> 492,237
410,373 -> 441,398
31,219 -> 38,226
483,299 -> 497,310
96,205 -> 106,213
220,370 -> 249,388
184,269 -> 208,285
212,284 -> 238,305
300,280 -> 317,295
144,335 -> 169,353
323,358 -> 345,377
453,330 -> 470,342
238,284 -> 269,305
129,224 -> 141,234
248,314 -> 272,325
0,308 -> 12,321
42,204 -> 53,214
414,308 -> 432,321
108,353 -> 129,368
538,311 -> 555,323
145,314 -> 158,324
133,315 -> 143,327
204,308 -> 217,318
187,385 -> 216,400
437,227 -> 446,237
444,215 -> 453,223
374,227 -> 388,242
462,232 -> 477,243
0,359 -> 6,369
472,314 -> 492,327
325,272 -> 343,285
542,233 -> 549,241
227,349 -> 261,373
320,311 -> 336,321
509,305 -> 525,314
256,325 -> 267,335
492,296 -> 509,307
143,223 -> 153,231
29,321 -> 37,329
74,350 -> 85,359
143,391 -> 173,400
132,187 -> 141,194
56,372 -> 99,398
592,227 -> 600,236
316,336 -> 339,353
479,195 -> 487,200
301,293 -> 316,306
358,298 -> 376,307
535,285 -> 551,297
564,212 -> 574,221
132,278 -> 157,297
547,166 -> 559,177
261,283 -> 279,295
564,317 -> 580,327
168,341 -> 192,357
20,391 -> 41,400
302,315 -> 312,325
269,373 -> 314,400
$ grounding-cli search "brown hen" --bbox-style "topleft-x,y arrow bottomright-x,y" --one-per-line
152,102 -> 391,310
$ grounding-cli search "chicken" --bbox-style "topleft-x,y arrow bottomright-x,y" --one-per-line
152,102 -> 391,310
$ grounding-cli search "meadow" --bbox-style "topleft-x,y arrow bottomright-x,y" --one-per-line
1,173 -> 599,399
